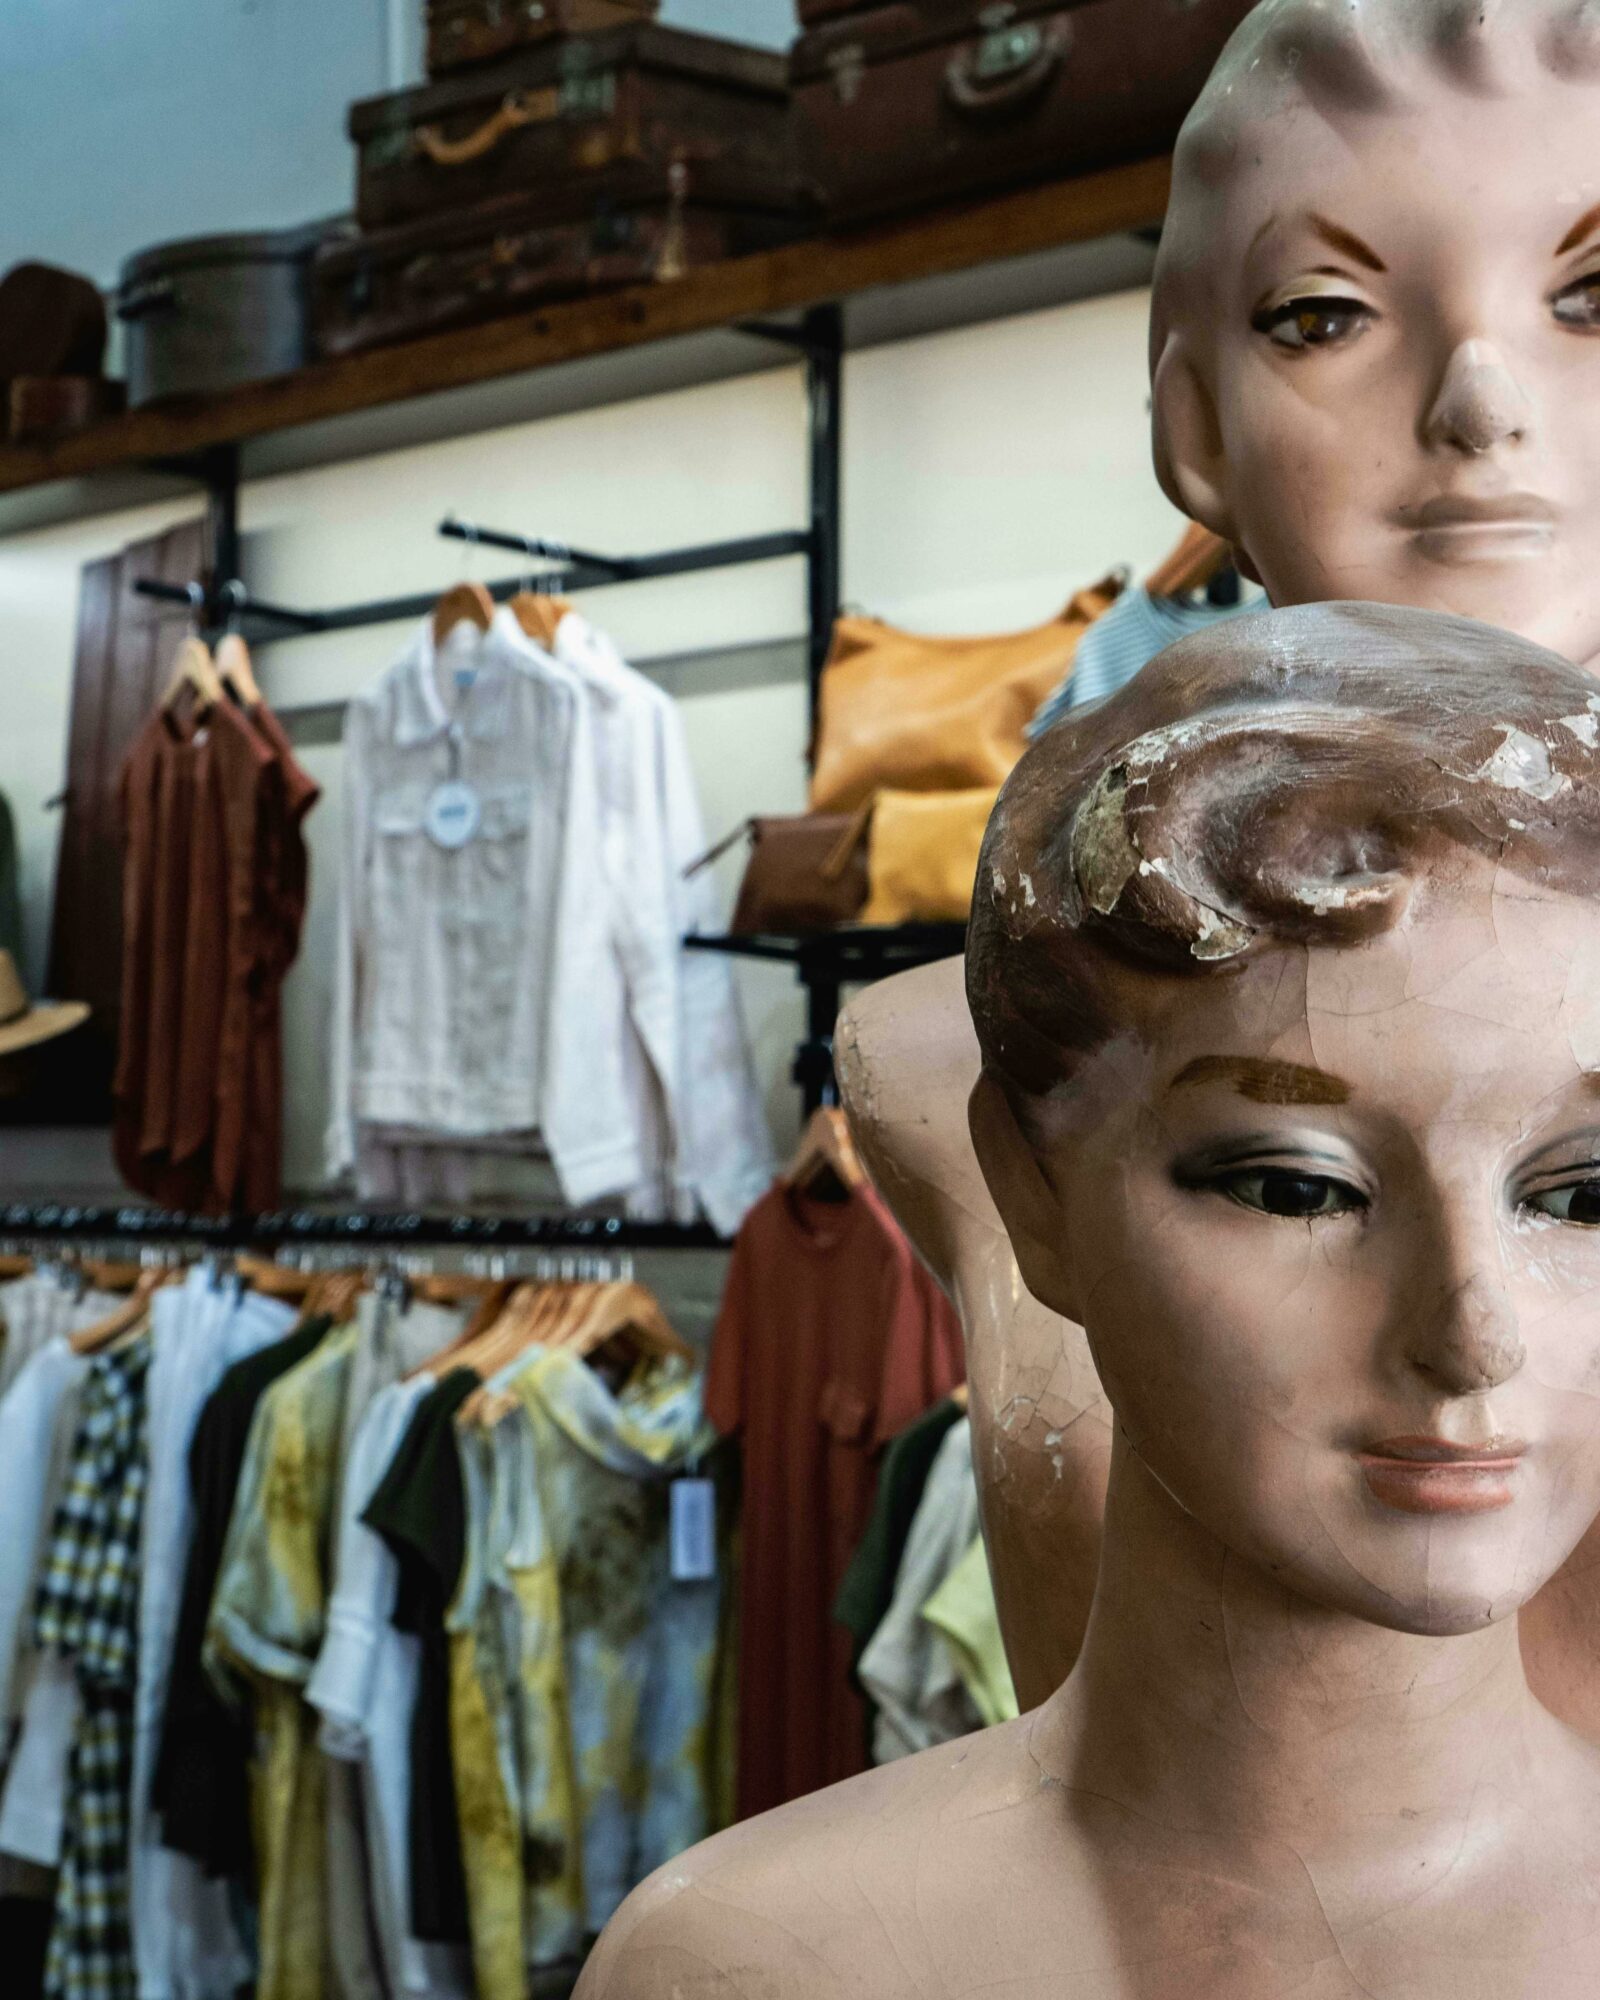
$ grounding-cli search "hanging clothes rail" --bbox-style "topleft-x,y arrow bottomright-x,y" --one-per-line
0,1203 -> 727,1252
119,307 -> 898,1117
133,524 -> 812,644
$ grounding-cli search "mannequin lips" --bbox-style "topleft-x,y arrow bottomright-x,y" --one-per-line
1359,1435 -> 1527,1515
1399,494 -> 1558,566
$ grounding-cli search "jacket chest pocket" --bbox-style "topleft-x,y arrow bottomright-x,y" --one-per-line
372,781 -> 535,917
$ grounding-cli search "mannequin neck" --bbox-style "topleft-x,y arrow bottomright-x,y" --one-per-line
1036,1428 -> 1546,1859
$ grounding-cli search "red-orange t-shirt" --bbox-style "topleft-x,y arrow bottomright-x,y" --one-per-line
706,1180 -> 965,1820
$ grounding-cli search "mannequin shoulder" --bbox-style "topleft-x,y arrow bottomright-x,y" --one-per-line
575,1719 -> 1050,2000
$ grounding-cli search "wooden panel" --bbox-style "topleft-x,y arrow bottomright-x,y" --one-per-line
0,156 -> 1172,501
46,517 -> 208,1112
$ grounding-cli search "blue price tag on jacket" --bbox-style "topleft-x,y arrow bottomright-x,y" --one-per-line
425,779 -> 482,850
670,1478 -> 716,1582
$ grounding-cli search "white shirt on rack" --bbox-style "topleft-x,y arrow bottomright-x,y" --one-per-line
308,1375 -> 473,2000
544,608 -> 773,1234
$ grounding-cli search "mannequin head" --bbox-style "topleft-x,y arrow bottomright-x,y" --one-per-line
1152,0 -> 1600,669
969,604 -> 1600,1633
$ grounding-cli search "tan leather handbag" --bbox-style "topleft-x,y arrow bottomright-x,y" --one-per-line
860,787 -> 998,926
808,575 -> 1122,814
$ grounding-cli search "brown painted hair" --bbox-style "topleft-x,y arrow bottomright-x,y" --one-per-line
968,602 -> 1600,1097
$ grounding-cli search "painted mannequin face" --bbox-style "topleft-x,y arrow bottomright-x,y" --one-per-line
1156,82 -> 1600,670
999,857 -> 1600,1633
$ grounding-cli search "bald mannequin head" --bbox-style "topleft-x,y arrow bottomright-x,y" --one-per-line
1151,0 -> 1600,671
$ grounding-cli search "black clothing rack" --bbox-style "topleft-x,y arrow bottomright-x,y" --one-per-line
0,1204 -> 727,1254
123,300 -> 950,1176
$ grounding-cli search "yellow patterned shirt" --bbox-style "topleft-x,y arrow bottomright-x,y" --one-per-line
451,1346 -> 725,1983
206,1323 -> 357,2000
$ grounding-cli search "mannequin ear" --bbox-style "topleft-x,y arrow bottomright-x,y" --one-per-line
968,1069 -> 1082,1324
1151,338 -> 1239,545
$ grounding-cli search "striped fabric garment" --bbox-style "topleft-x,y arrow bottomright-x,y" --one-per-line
1028,582 -> 1263,737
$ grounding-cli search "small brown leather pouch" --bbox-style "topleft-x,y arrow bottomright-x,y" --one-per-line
691,809 -> 872,935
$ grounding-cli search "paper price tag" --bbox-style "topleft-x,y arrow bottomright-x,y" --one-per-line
424,779 -> 482,850
670,1478 -> 716,1583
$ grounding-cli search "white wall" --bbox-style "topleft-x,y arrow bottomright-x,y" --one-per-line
0,283 -> 1186,1195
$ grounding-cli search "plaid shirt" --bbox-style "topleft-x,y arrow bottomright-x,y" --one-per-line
34,1330 -> 152,2000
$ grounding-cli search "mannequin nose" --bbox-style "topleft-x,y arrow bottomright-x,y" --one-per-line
1408,1276 -> 1525,1396
1423,340 -> 1532,455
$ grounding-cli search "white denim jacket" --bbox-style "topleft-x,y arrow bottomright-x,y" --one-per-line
328,619 -> 637,1204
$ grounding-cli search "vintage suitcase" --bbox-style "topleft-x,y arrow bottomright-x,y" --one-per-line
351,26 -> 796,233
312,167 -> 803,359
427,0 -> 658,76
792,0 -> 1257,223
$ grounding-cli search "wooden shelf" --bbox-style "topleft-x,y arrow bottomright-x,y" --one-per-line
0,156 -> 1171,505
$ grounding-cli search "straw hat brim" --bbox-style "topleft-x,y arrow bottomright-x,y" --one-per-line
0,999 -> 90,1059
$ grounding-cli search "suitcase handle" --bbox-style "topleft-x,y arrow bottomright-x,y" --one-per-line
414,87 -> 555,168
117,276 -> 179,321
945,22 -> 1068,117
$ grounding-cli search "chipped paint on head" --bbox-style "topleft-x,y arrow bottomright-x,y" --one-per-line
1020,873 -> 1038,909
1070,765 -> 1142,918
1473,726 -> 1569,801
1190,901 -> 1255,961
1561,713 -> 1600,748
991,867 -> 1008,903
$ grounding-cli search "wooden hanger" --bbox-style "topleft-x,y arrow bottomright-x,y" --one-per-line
432,580 -> 495,646
785,1106 -> 865,1202
161,634 -> 225,715
234,1252 -> 316,1303
562,1280 -> 695,1367
508,591 -> 572,651
306,1269 -> 366,1326
950,1381 -> 969,1414
71,1267 -> 169,1356
1144,523 -> 1233,601
0,1253 -> 32,1280
78,1258 -> 144,1294
215,631 -> 263,708
405,1277 -> 526,1384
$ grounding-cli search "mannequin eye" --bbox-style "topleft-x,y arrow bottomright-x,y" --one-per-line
1524,1180 -> 1600,1225
1252,297 -> 1373,351
1219,1170 -> 1365,1220
1552,273 -> 1600,331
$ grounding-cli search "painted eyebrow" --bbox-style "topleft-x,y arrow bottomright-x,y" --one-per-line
1246,211 -> 1387,274
1170,1056 -> 1352,1106
1307,215 -> 1386,272
1557,201 -> 1600,257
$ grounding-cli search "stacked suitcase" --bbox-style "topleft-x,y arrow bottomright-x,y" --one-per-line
790,0 -> 1259,224
313,15 -> 807,358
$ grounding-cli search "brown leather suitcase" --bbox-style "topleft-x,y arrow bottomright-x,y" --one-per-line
792,0 -> 1256,223
311,167 -> 805,359
427,0 -> 657,77
351,26 -> 796,233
